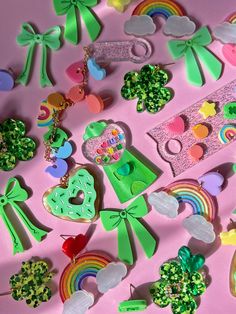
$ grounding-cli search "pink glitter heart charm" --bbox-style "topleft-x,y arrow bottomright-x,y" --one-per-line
166,116 -> 185,135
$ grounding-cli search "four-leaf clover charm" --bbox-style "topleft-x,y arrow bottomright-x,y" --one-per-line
121,64 -> 172,114
9,260 -> 54,308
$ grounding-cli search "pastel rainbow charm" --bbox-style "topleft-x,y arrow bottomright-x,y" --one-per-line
218,124 -> 236,144
226,12 -> 236,24
59,252 -> 112,302
132,0 -> 185,18
160,179 -> 217,243
37,101 -> 54,128
165,179 -> 216,222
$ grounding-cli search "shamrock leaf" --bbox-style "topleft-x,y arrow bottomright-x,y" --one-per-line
178,246 -> 205,273
121,64 -> 172,114
9,260 -> 53,308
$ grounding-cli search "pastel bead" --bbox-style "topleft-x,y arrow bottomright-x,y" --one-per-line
192,124 -> 209,139
67,85 -> 85,103
0,69 -> 14,91
66,61 -> 85,83
188,144 -> 204,161
86,94 -> 104,113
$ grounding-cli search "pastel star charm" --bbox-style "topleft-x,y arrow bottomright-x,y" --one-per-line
107,0 -> 132,12
199,101 -> 216,119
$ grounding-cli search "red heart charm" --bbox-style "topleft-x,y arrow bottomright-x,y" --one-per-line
62,234 -> 88,260
222,44 -> 236,66
166,116 -> 185,135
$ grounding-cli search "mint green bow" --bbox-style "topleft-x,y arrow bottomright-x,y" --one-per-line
168,26 -> 223,86
100,196 -> 157,265
53,0 -> 101,45
0,178 -> 48,254
16,23 -> 61,87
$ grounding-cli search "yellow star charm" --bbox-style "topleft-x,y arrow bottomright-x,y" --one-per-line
107,0 -> 132,12
198,101 -> 216,119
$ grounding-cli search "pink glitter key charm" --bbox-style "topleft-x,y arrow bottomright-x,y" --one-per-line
88,38 -> 152,63
147,79 -> 236,177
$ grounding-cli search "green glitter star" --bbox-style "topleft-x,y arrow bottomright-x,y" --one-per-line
121,64 -> 172,113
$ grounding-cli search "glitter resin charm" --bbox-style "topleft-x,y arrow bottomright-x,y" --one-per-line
0,119 -> 36,171
82,121 -> 157,203
150,246 -> 206,314
121,64 -> 172,113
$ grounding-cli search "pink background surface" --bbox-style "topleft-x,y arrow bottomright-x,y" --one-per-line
0,1 -> 236,313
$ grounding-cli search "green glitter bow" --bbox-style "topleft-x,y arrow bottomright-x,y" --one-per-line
168,26 -> 222,86
0,178 -> 48,254
100,196 -> 157,265
53,0 -> 102,45
10,260 -> 53,308
16,23 -> 61,87
150,246 -> 206,314
121,64 -> 172,113
0,119 -> 36,171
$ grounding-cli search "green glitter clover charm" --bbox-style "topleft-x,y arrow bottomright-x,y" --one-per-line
0,119 -> 36,171
10,260 -> 53,308
121,64 -> 172,113
150,246 -> 206,314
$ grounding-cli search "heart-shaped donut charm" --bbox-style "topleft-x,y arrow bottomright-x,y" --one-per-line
43,167 -> 100,222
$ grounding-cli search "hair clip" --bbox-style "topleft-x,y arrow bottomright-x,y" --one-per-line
82,121 -> 158,203
100,195 -> 157,265
118,284 -> 147,312
53,0 -> 102,45
0,177 -> 48,254
0,260 -> 54,308
168,26 -> 223,86
16,23 -> 61,87
150,246 -> 206,314
121,64 -> 172,113
87,38 -> 152,64
148,175 -> 223,243
0,69 -> 15,91
0,119 -> 36,171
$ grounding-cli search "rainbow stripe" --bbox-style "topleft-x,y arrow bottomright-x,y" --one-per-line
226,12 -> 236,24
132,0 -> 185,18
218,124 -> 236,144
165,180 -> 216,222
37,100 -> 54,128
59,252 -> 112,302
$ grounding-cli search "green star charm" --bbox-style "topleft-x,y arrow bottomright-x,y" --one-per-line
10,260 -> 54,308
150,246 -> 206,314
121,64 -> 172,114
0,119 -> 36,171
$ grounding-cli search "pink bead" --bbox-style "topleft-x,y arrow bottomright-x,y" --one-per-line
66,61 -> 85,83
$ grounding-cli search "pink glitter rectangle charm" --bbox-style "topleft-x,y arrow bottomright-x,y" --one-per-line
148,79 -> 236,176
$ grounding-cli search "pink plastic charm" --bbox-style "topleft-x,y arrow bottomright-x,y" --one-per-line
66,61 -> 85,83
222,44 -> 236,66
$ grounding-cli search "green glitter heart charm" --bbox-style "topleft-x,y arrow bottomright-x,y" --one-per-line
43,167 -> 100,222
121,64 -> 172,114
